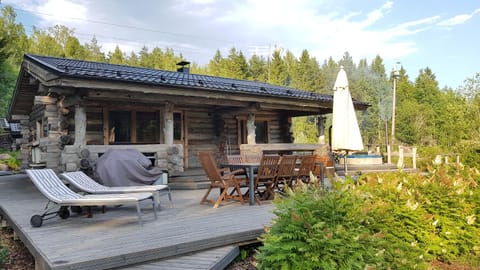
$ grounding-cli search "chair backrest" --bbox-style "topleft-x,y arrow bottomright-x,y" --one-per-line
257,155 -> 281,180
243,153 -> 262,163
61,171 -> 110,193
276,155 -> 298,178
297,155 -> 317,178
226,154 -> 244,172
198,151 -> 223,182
26,169 -> 82,203
226,154 -> 243,164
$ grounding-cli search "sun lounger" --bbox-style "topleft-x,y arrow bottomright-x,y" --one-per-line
26,169 -> 157,227
61,171 -> 173,208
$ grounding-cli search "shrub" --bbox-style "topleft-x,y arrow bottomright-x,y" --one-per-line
256,181 -> 390,270
256,165 -> 479,269
0,150 -> 20,171
452,140 -> 480,168
0,244 -> 9,268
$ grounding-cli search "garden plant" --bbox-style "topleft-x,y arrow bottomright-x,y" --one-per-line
256,164 -> 479,269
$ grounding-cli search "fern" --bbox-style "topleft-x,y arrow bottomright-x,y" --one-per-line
256,164 -> 479,269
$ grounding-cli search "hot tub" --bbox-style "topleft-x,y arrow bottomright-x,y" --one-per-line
340,154 -> 383,165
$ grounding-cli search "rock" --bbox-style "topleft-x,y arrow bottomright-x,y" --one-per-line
0,163 -> 9,171
0,153 -> 12,160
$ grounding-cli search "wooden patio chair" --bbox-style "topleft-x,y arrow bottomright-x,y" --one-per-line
198,151 -> 246,208
274,155 -> 298,192
241,151 -> 262,163
255,155 -> 281,202
296,155 -> 317,184
225,154 -> 248,179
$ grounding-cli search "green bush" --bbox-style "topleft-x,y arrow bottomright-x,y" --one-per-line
256,165 -> 479,269
0,244 -> 9,268
0,150 -> 20,171
452,140 -> 480,168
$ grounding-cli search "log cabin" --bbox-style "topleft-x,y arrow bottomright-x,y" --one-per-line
7,54 -> 369,181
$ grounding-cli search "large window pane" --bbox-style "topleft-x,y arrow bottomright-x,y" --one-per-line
136,112 -> 159,143
109,111 -> 131,143
173,112 -> 182,141
255,121 -> 268,143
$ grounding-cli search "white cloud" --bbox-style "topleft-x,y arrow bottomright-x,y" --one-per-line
7,0 -> 477,69
437,8 -> 480,26
34,0 -> 88,26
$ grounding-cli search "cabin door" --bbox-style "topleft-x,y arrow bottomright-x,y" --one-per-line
173,111 -> 188,168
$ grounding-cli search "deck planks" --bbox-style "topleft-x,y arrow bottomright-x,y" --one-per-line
0,174 -> 274,270
117,245 -> 239,270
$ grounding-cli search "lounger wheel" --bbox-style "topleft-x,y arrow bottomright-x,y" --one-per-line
30,215 -> 43,227
58,206 -> 70,219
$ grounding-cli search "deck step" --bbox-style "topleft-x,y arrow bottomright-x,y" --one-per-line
169,168 -> 210,190
118,245 -> 239,270
168,181 -> 211,190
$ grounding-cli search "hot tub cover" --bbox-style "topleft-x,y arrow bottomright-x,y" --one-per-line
94,149 -> 163,187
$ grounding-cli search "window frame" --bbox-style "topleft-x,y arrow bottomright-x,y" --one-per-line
104,108 -> 161,145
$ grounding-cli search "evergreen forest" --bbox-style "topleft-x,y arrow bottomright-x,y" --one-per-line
1,6 -> 480,165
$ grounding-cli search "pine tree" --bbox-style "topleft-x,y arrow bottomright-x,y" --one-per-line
84,36 -> 105,62
65,36 -> 85,59
107,45 -> 125,65
248,54 -> 267,82
269,49 -> 288,86
208,49 -> 225,77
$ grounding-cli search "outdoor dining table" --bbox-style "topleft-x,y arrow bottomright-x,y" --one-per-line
221,162 -> 259,205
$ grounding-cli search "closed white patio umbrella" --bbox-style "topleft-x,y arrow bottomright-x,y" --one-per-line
331,66 -> 363,174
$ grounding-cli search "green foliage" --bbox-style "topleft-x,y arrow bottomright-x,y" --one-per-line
2,2 -> 480,152
0,244 -> 9,268
257,165 -> 479,269
292,116 -> 318,144
257,181 -> 388,270
0,150 -> 20,171
452,140 -> 480,168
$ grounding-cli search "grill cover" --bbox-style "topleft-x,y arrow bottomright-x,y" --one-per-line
94,149 -> 163,187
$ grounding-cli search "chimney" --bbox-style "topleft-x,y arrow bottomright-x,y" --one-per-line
176,61 -> 191,73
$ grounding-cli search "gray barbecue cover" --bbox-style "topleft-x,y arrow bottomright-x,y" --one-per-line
94,149 -> 163,187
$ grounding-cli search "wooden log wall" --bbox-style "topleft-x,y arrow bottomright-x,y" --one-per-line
182,108 -> 291,167
0,133 -> 12,150
186,109 -> 217,168
85,106 -> 103,145
23,96 -> 64,171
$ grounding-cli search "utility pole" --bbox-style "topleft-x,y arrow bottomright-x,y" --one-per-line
391,62 -> 400,152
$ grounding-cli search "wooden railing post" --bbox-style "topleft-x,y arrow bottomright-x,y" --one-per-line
397,145 -> 404,169
412,147 -> 417,169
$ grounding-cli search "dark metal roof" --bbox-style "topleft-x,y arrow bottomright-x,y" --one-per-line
24,54 -> 371,107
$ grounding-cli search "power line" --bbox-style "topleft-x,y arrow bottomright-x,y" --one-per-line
10,5 -> 238,45
22,23 -> 213,56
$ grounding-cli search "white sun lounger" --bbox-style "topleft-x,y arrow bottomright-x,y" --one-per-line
26,169 -> 157,227
61,171 -> 173,208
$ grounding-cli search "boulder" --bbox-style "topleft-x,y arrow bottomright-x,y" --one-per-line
0,153 -> 12,160
0,163 -> 9,171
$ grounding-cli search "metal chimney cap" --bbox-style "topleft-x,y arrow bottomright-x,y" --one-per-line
176,61 -> 190,66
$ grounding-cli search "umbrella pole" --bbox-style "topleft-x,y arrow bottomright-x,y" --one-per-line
344,155 -> 348,176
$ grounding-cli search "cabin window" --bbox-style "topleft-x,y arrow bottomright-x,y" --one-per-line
108,110 -> 160,144
136,112 -> 159,143
238,119 -> 269,144
173,112 -> 183,141
255,121 -> 268,143
109,111 -> 131,143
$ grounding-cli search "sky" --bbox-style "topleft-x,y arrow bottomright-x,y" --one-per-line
2,0 -> 479,89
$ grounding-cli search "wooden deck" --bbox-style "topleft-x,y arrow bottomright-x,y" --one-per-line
0,174 -> 275,270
